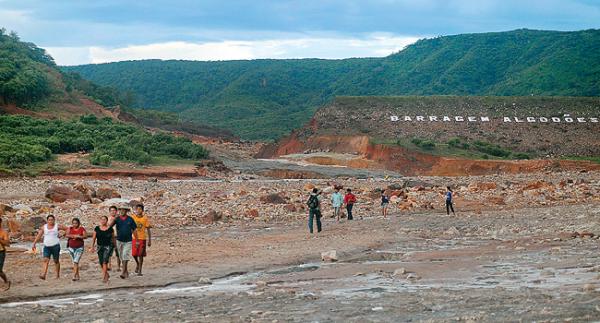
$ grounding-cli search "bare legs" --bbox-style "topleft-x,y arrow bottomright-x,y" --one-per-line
101,263 -> 109,283
120,261 -> 129,279
0,271 -> 9,291
134,256 -> 144,276
72,263 -> 80,281
40,258 -> 60,280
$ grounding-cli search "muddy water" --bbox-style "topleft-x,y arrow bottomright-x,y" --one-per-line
3,236 -> 600,322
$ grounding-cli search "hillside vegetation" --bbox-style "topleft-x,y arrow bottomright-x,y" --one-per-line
0,114 -> 209,174
65,29 -> 600,140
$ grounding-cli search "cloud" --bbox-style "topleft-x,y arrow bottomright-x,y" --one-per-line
45,34 -> 421,65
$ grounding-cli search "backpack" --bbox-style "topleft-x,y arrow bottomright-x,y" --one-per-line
307,195 -> 319,209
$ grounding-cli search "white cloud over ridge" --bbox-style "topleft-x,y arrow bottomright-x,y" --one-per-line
45,35 -> 421,65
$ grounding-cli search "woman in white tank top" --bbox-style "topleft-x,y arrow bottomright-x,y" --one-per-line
32,215 -> 68,280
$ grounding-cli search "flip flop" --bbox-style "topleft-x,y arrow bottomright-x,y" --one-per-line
39,275 -> 46,280
120,274 -> 126,279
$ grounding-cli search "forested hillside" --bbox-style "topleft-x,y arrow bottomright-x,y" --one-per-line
0,30 -> 212,173
66,29 -> 600,140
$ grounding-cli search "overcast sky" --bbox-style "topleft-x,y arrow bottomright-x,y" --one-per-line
1,0 -> 599,65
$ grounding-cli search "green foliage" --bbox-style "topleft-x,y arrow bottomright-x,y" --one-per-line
64,29 -> 600,140
410,138 -> 423,146
89,152 -> 112,166
0,29 -> 53,105
473,141 -> 512,158
447,138 -> 461,148
411,138 -> 435,150
0,114 -> 209,169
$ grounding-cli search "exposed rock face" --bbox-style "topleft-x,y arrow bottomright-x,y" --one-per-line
45,185 -> 88,202
258,96 -> 600,176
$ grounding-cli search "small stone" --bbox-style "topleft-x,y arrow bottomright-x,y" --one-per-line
198,277 -> 212,285
392,268 -> 407,277
321,250 -> 338,262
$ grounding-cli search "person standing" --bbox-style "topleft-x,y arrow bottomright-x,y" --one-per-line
32,215 -> 68,280
65,218 -> 87,281
344,188 -> 357,220
108,205 -> 120,272
0,217 -> 11,290
90,216 -> 115,283
109,204 -> 137,279
132,204 -> 151,276
307,188 -> 323,234
331,188 -> 344,222
445,186 -> 456,215
381,189 -> 390,218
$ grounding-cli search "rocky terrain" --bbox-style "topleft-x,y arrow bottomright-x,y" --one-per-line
0,170 -> 597,321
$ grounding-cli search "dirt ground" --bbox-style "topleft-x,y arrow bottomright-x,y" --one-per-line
1,190 -> 600,322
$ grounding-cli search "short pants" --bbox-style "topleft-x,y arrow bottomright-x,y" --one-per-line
43,244 -> 60,261
132,239 -> 147,257
0,251 -> 5,272
116,240 -> 132,261
68,247 -> 84,264
97,245 -> 113,265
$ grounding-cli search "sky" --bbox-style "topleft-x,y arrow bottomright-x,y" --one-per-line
1,0 -> 599,65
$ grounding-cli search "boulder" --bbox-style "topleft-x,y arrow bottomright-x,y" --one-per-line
245,209 -> 259,217
11,204 -> 34,214
73,182 -> 96,200
284,204 -> 297,212
321,250 -> 338,262
100,198 -> 131,207
45,185 -> 88,203
96,186 -> 121,201
0,203 -> 15,215
468,182 -> 498,192
260,193 -> 287,204
200,210 -> 222,224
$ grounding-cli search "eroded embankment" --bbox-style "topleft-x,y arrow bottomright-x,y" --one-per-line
258,134 -> 600,176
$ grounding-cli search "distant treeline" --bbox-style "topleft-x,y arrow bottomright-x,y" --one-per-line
65,29 -> 600,140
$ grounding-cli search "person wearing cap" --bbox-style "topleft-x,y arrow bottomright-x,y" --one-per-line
108,204 -> 137,279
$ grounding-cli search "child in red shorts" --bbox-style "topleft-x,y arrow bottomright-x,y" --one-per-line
132,204 -> 152,276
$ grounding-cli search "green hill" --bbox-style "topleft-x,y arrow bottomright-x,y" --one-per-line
64,29 -> 600,140
0,29 -> 211,173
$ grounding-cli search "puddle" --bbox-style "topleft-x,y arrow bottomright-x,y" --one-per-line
2,294 -> 104,308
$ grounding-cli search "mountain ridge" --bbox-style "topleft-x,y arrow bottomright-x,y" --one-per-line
64,28 -> 600,140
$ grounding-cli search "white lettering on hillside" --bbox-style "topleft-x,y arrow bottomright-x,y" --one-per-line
388,115 -> 600,124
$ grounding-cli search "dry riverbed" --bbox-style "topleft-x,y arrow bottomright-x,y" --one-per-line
0,173 -> 599,322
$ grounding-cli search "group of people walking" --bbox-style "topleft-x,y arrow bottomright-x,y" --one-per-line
306,185 -> 456,233
23,203 -> 152,285
306,187 -> 357,234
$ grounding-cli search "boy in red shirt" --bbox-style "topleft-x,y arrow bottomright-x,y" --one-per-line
344,189 -> 357,220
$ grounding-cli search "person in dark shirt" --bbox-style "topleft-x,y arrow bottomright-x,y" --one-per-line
90,215 -> 115,283
381,189 -> 390,218
445,186 -> 456,215
108,204 -> 137,279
